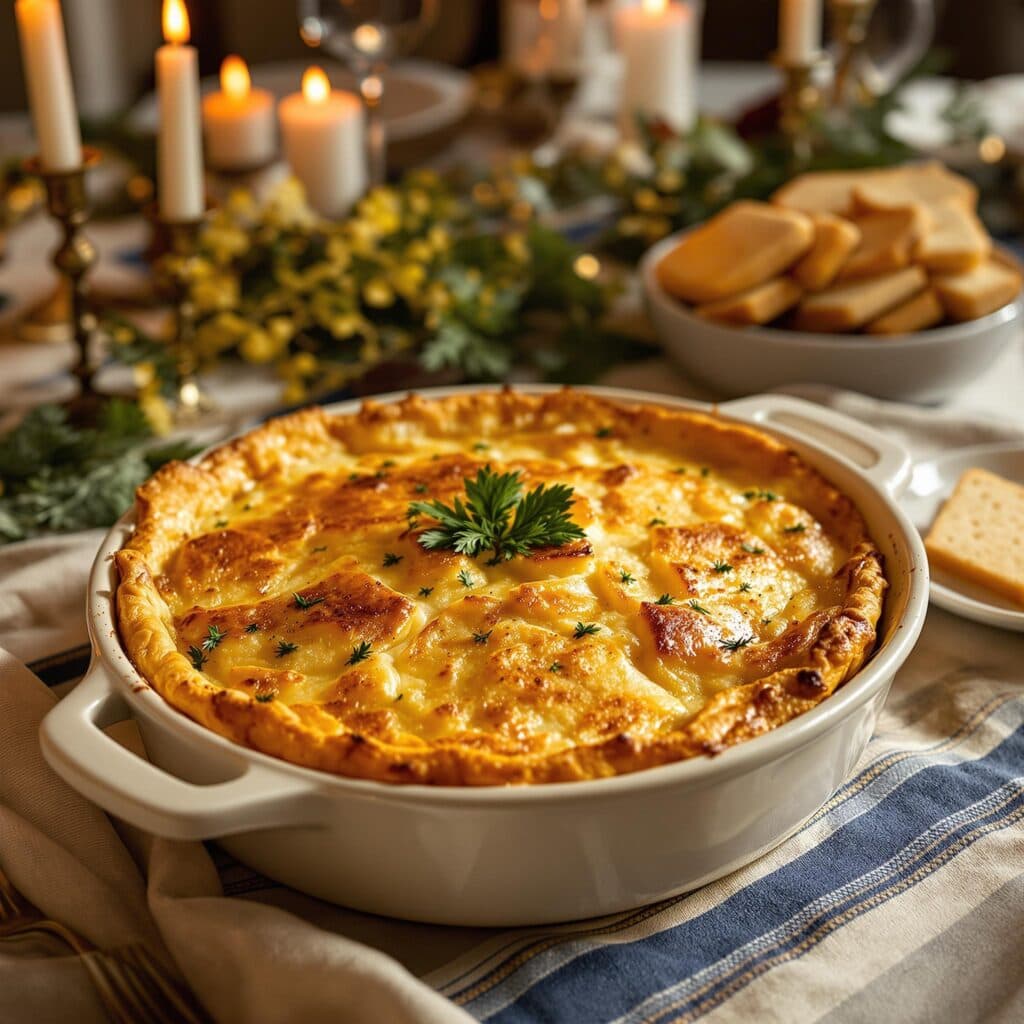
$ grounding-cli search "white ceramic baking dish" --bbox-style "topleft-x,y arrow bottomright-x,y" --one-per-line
40,387 -> 929,927
641,231 -> 1023,404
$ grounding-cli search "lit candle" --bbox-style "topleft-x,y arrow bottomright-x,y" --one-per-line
778,0 -> 822,63
156,0 -> 204,220
202,56 -> 276,172
15,0 -> 82,171
615,0 -> 698,135
278,67 -> 367,219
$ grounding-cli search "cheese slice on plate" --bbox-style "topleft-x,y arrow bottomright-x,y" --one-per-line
771,170 -> 873,216
933,259 -> 1023,321
852,161 -> 977,214
697,277 -> 803,325
794,266 -> 927,332
839,207 -> 931,281
656,201 -> 814,305
914,200 -> 991,273
865,287 -> 944,335
791,213 -> 862,292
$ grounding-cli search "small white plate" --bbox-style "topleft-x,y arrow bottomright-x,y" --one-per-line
903,443 -> 1024,631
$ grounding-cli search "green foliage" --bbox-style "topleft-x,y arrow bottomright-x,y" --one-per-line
0,400 -> 199,545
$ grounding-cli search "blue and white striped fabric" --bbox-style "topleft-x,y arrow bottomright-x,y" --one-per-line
422,607 -> 1024,1023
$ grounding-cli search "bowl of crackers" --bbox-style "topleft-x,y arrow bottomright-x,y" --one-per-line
642,162 -> 1023,403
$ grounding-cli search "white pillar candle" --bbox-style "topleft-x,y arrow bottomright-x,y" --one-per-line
778,0 -> 822,63
15,0 -> 82,171
278,67 -> 367,220
156,0 -> 204,221
202,56 -> 277,172
615,0 -> 698,135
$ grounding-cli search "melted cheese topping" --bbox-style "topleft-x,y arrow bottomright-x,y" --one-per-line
157,426 -> 852,760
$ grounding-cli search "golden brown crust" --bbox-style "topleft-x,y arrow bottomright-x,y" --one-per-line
115,389 -> 887,786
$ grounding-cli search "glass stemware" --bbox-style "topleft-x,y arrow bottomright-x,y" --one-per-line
297,0 -> 439,186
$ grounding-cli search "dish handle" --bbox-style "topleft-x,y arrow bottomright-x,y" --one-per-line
39,662 -> 327,841
719,394 -> 912,499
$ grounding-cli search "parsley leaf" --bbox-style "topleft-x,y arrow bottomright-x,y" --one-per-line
619,570 -> 636,585
347,640 -> 373,665
471,630 -> 492,644
720,635 -> 755,652
457,569 -> 475,587
254,692 -> 276,703
382,552 -> 403,567
409,465 -> 585,563
202,624 -> 226,650
188,645 -> 207,671
655,594 -> 676,605
418,586 -> 434,597
293,592 -> 325,609
275,640 -> 299,658
244,623 -> 260,633
573,621 -> 601,639
712,560 -> 733,573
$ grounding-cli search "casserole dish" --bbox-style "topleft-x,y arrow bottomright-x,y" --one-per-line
40,387 -> 929,926
642,231 -> 1023,405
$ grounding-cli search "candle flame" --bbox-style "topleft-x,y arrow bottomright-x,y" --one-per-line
642,0 -> 668,13
302,66 -> 330,105
162,0 -> 190,45
221,55 -> 251,101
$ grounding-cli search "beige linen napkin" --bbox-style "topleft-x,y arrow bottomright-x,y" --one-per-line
0,646 -> 473,1024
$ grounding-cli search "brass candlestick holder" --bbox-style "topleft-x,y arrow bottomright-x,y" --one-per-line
828,0 -> 878,109
158,216 -> 214,420
772,53 -> 828,165
26,147 -> 102,418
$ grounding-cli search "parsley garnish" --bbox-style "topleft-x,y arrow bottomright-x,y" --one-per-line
275,640 -> 299,658
394,693 -> 404,701
655,594 -> 676,605
549,662 -> 564,672
674,467 -> 687,474
414,483 -> 429,494
688,600 -> 710,615
188,645 -> 207,670
738,582 -> 752,592
457,569 -> 475,587
382,552 -> 403,567
700,467 -> 710,477
573,622 -> 601,639
619,570 -> 636,585
741,543 -> 765,555
472,630 -> 493,644
214,519 -> 228,528
720,635 -> 755,652
418,586 -> 434,597
712,560 -> 733,573
595,426 -> 613,438
312,545 -> 328,553
783,523 -> 807,534
347,640 -> 373,665
473,441 -> 490,451
408,466 -> 586,563
380,460 -> 396,469
743,489 -> 777,502
244,623 -> 260,633
254,692 -> 276,703
202,624 -> 226,651
293,592 -> 325,609
648,517 -> 666,527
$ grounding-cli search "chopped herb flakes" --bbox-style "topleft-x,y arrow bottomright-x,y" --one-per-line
738,582 -> 752,593
457,569 -> 475,587
720,635 -> 755,652
743,489 -> 777,502
673,467 -> 687,474
473,442 -> 490,451
382,552 -> 403,567
254,692 -> 276,703
418,586 -> 434,597
275,640 -> 299,658
741,543 -> 765,555
347,641 -> 373,665
783,523 -> 807,534
244,623 -> 260,633
648,517 -> 666,527
655,594 -> 676,605
293,592 -> 325,609
472,630 -> 492,644
595,426 -> 613,438
573,622 -> 601,639
619,570 -> 636,585
202,624 -> 226,651
188,645 -> 207,671
312,545 -> 328,553
688,600 -> 710,615
700,467 -> 710,477
214,519 -> 228,528
712,560 -> 733,573
549,662 -> 564,672
394,693 -> 404,701
414,484 -> 429,494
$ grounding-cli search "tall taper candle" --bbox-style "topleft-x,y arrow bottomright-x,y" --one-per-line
15,0 -> 82,171
156,0 -> 204,220
778,0 -> 822,63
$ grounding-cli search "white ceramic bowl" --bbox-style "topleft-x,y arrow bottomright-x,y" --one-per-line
40,387 -> 930,927
642,232 -> 1023,404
